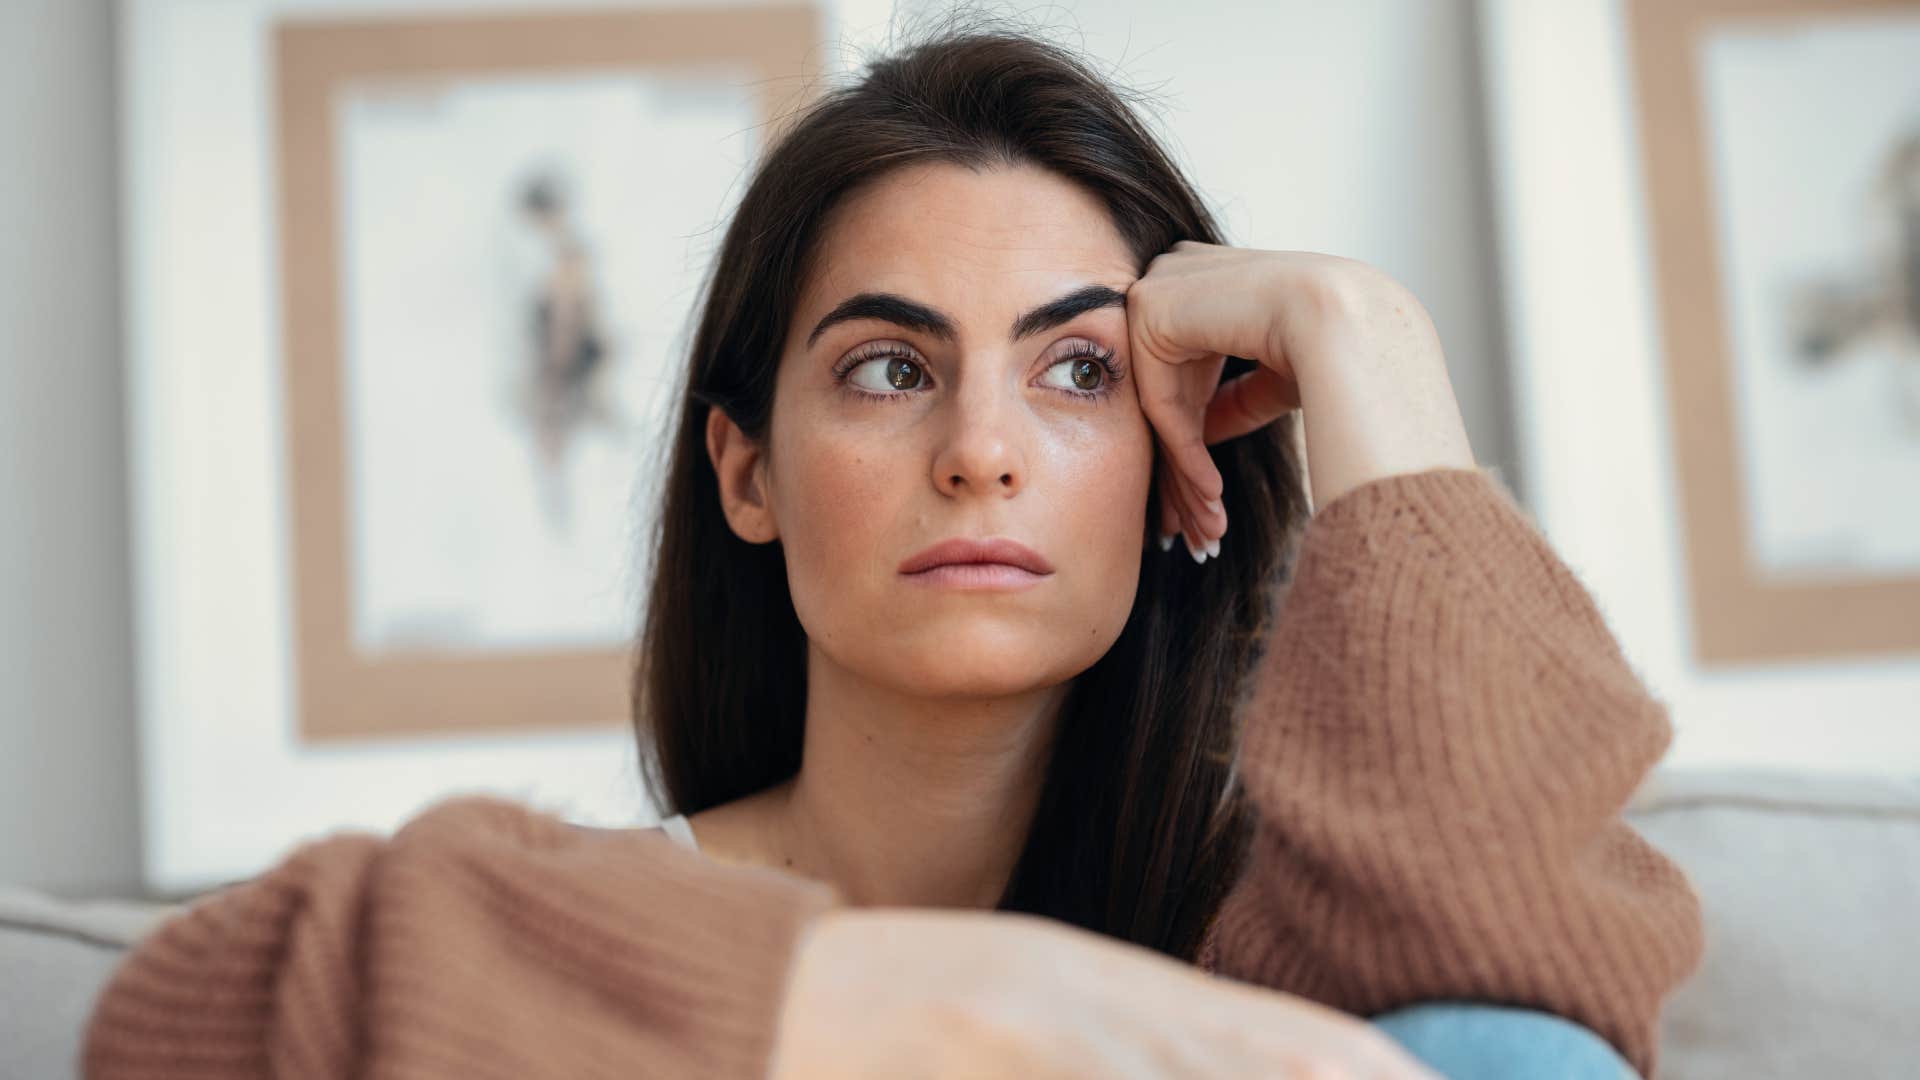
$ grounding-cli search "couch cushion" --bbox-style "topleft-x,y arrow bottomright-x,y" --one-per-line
0,886 -> 182,1078
1626,766 -> 1920,1080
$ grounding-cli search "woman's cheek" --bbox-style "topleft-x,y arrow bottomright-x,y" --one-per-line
1042,419 -> 1152,629
1063,411 -> 1154,538
773,432 -> 903,624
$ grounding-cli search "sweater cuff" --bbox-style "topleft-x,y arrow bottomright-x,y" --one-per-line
1296,465 -> 1645,679
385,795 -> 845,1079
662,856 -> 841,1075
617,832 -> 843,1077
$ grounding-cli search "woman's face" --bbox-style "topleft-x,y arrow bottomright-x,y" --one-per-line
743,161 -> 1155,699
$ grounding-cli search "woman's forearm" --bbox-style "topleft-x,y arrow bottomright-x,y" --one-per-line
1280,262 -> 1477,509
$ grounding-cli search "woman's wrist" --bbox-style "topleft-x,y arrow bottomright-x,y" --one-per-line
1281,264 -> 1476,508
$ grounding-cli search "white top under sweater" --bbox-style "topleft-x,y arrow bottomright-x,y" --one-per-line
656,812 -> 700,853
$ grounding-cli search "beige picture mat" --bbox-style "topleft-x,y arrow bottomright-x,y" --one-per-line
1624,0 -> 1920,666
276,5 -> 823,741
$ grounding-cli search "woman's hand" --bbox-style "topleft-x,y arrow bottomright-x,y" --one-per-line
769,908 -> 1442,1079
1125,242 -> 1475,559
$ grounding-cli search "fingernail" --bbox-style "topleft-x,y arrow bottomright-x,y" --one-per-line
1205,537 -> 1220,559
1188,538 -> 1206,564
1158,533 -> 1174,552
1202,498 -> 1223,518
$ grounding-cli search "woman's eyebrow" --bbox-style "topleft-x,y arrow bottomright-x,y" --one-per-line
805,284 -> 1127,348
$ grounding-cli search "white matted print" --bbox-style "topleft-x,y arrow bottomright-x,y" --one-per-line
1699,16 -> 1920,578
339,69 -> 755,655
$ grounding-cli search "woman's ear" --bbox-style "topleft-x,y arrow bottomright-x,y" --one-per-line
705,404 -> 779,543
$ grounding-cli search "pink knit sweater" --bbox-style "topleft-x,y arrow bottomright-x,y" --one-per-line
82,466 -> 1705,1078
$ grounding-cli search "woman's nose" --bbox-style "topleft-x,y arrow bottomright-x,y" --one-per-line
929,373 -> 1027,498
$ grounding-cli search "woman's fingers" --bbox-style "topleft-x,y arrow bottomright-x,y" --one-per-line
1156,452 -> 1195,559
1160,424 -> 1222,511
1156,460 -> 1181,547
1159,449 -> 1195,553
1204,366 -> 1302,445
1178,465 -> 1220,558
1149,363 -> 1300,561
1156,449 -> 1225,563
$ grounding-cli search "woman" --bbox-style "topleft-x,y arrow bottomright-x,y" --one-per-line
84,24 -> 1703,1080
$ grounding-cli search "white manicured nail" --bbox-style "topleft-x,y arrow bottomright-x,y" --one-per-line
1188,538 -> 1206,564
1158,533 -> 1174,552
1205,537 -> 1220,559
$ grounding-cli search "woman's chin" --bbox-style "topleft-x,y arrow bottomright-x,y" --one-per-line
868,629 -> 1113,697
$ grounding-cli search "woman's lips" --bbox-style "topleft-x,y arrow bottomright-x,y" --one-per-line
900,562 -> 1048,590
897,537 -> 1054,591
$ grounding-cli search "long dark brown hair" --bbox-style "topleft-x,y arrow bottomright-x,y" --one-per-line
633,18 -> 1310,964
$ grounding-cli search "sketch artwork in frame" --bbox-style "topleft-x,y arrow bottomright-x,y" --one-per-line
1624,0 -> 1920,666
122,0 -> 846,894
275,6 -> 822,741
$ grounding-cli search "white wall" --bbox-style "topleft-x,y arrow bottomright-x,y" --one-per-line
0,0 -> 144,899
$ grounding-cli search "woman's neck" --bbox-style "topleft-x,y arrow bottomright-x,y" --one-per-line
699,648 -> 1068,909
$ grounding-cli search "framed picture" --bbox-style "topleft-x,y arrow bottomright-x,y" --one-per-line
275,7 -> 821,741
1622,0 -> 1920,667
121,0 -> 834,894
1478,0 -> 1920,774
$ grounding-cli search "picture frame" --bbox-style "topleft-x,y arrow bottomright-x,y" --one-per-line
1478,0 -> 1920,774
1621,0 -> 1920,667
120,0 -> 838,894
275,6 -> 820,742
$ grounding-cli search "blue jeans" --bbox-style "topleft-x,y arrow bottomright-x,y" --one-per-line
1369,1000 -> 1640,1079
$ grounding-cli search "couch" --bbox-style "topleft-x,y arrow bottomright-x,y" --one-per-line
6,765 -> 1916,1077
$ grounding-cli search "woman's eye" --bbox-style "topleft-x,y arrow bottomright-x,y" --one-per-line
1041,355 -> 1107,392
848,355 -> 926,392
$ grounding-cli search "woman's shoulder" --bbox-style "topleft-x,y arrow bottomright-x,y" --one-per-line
670,783 -> 798,870
387,795 -> 732,876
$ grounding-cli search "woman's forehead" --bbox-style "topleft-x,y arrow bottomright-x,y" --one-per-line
823,161 -> 1130,260
797,163 -> 1137,335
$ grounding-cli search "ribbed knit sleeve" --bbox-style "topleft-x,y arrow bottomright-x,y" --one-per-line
82,795 -> 842,1079
1199,466 -> 1705,1080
